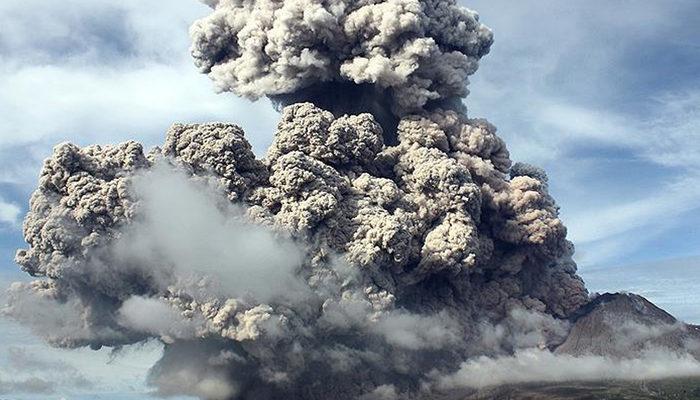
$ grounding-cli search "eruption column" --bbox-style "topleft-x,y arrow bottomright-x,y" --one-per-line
5,1 -> 592,399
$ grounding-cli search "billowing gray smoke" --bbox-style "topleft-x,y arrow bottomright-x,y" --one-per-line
190,0 -> 493,142
3,1 -> 603,399
191,0 -> 492,112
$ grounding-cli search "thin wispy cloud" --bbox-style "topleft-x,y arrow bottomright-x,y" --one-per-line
567,173 -> 700,244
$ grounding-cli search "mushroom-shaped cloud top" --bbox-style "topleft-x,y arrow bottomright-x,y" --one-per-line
190,0 -> 493,116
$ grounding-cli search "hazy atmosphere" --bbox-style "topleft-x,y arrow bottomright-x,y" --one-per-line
1,0 -> 699,399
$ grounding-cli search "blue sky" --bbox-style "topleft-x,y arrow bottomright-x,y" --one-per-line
0,0 -> 699,398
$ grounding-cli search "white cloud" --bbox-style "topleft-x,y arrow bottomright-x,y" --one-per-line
0,0 -> 278,156
0,197 -> 21,226
0,317 -> 164,397
546,99 -> 700,266
567,173 -> 700,245
118,296 -> 198,341
530,93 -> 700,170
437,348 -> 700,390
465,0 -> 700,167
0,62 -> 276,150
116,163 -> 308,303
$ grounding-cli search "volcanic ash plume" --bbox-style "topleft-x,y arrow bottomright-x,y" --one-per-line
190,0 -> 494,141
0,0 -> 607,399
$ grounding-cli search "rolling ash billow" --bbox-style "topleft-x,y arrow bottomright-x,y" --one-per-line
4,1 -> 700,399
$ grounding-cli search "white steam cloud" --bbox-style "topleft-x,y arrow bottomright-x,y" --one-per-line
438,348 -> 700,389
116,163 -> 308,303
118,296 -> 199,341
